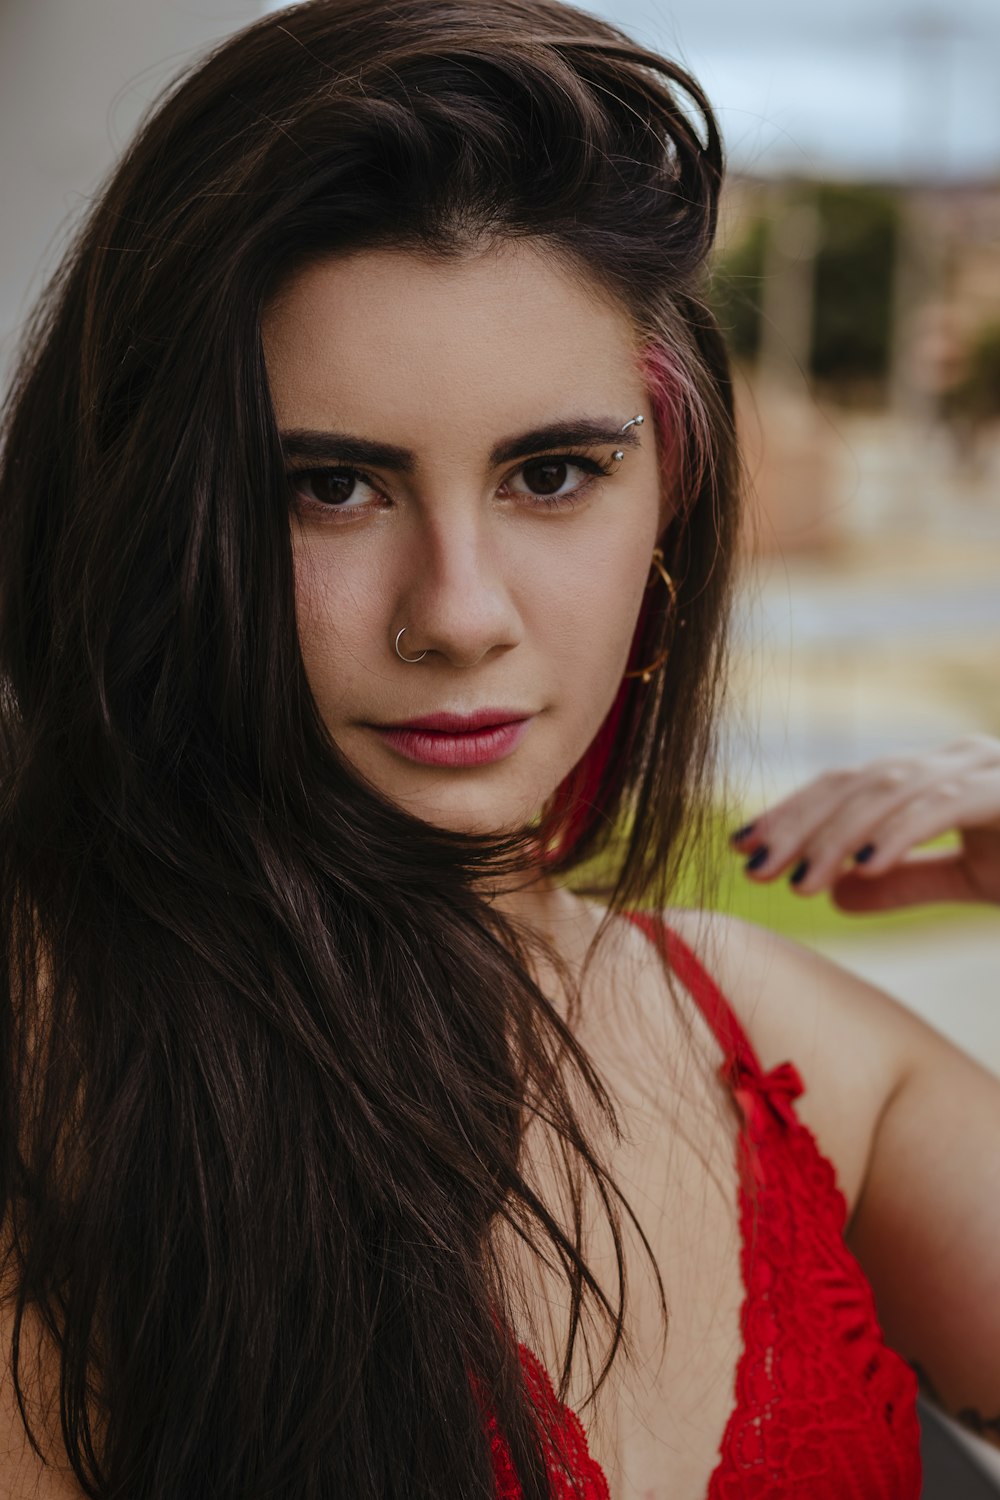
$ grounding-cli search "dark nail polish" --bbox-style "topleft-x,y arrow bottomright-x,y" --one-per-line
854,843 -> 876,864
731,822 -> 756,842
790,859 -> 809,885
745,846 -> 770,872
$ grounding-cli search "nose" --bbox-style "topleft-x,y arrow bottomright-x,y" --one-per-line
395,517 -> 522,669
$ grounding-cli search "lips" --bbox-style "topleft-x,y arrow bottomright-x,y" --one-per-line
368,709 -> 534,768
382,708 -> 531,733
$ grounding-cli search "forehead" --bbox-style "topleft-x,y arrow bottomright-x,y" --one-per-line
261,241 -> 643,443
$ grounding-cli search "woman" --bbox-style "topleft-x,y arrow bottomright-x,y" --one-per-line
0,0 -> 996,1495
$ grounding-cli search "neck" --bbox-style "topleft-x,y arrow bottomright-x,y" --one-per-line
486,862 -> 598,959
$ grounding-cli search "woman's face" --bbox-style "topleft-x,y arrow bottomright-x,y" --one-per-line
262,240 -> 671,836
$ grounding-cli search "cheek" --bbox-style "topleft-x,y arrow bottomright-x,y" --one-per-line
558,578 -> 637,671
533,541 -> 648,710
291,542 -> 330,675
290,536 -> 370,698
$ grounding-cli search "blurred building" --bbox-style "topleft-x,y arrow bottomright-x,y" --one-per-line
714,172 -> 1000,557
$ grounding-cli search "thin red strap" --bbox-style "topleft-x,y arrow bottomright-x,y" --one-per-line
623,909 -> 763,1079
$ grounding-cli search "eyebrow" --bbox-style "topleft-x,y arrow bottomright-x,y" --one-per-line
278,417 -> 642,471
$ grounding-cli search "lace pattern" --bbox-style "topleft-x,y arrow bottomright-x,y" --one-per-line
486,914 -> 923,1498
487,1341 -> 611,1499
710,1048 -> 922,1498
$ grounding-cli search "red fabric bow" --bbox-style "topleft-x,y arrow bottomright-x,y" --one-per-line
721,1054 -> 805,1136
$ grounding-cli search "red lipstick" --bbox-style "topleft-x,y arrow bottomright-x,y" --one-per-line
369,708 -> 534,768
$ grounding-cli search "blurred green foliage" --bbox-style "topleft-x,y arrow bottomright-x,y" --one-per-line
710,214 -> 766,362
570,803 -> 974,941
710,180 -> 900,394
811,183 -> 898,386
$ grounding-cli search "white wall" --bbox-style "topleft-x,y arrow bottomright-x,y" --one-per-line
0,0 -> 263,394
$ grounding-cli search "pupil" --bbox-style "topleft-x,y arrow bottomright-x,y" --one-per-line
312,469 -> 355,506
525,460 -> 567,496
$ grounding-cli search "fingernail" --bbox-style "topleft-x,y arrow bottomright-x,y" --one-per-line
745,846 -> 770,872
731,822 -> 756,842
854,843 -> 876,864
790,858 -> 809,885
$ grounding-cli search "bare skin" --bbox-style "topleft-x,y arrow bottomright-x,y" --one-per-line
260,239 -> 1000,1483
262,241 -> 671,841
3,243 -> 999,1497
495,894 -> 908,1498
3,884 -> 996,1497
0,892 -> 903,1500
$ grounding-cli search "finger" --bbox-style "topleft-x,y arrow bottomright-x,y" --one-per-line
830,850 -> 978,913
731,739 -> 1000,882
733,763 -> 925,886
774,763 -> 1000,896
729,771 -> 856,847
782,768 -> 951,895
728,769 -> 883,880
838,772 -> 1000,884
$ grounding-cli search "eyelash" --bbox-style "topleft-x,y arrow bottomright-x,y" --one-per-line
285,451 -> 617,522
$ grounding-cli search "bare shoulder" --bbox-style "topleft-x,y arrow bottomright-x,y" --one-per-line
655,906 -> 936,1226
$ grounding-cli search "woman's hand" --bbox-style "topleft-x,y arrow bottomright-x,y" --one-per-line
730,734 -> 1000,913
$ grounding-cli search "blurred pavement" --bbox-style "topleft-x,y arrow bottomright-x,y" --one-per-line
725,522 -> 1000,806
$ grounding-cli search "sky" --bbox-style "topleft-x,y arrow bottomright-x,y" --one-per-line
262,0 -> 1000,180
597,0 -> 1000,180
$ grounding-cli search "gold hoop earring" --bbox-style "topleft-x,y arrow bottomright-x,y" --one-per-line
623,547 -> 679,685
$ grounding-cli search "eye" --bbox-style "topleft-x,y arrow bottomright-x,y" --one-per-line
501,453 -> 615,506
285,449 -> 616,523
287,466 -> 384,515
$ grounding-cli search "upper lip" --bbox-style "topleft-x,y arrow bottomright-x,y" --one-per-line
375,708 -> 533,733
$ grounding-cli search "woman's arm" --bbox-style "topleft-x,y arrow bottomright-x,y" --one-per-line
843,981 -> 1000,1447
725,732 -> 1000,1445
668,901 -> 1000,1448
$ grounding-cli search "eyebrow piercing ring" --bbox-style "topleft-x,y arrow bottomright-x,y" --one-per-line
613,413 -> 644,461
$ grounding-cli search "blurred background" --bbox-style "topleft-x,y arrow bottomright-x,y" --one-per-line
2,0 -> 999,1479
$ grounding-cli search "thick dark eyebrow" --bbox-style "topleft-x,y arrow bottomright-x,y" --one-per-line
278,417 -> 642,471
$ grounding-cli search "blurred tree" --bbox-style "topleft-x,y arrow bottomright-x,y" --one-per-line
710,213 -> 766,363
710,180 -> 901,400
811,182 -> 899,393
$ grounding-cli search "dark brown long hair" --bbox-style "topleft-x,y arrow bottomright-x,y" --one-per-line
0,1 -> 740,1494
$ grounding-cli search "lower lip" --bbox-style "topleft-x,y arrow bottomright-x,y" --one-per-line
371,718 -> 532,767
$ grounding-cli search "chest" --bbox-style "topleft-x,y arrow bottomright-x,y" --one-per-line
591,1099 -> 750,1500
506,918 -> 881,1500
511,1051 -> 750,1500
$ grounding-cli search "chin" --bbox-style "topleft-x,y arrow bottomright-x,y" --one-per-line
412,798 -> 533,839
379,780 -> 544,840
336,732 -> 572,840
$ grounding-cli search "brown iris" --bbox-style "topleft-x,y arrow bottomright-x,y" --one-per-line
521,459 -> 568,495
306,468 -> 357,506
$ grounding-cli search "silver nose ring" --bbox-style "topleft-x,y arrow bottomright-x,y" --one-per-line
395,627 -> 427,663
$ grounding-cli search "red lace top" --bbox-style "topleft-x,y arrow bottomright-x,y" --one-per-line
487,912 -> 923,1498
